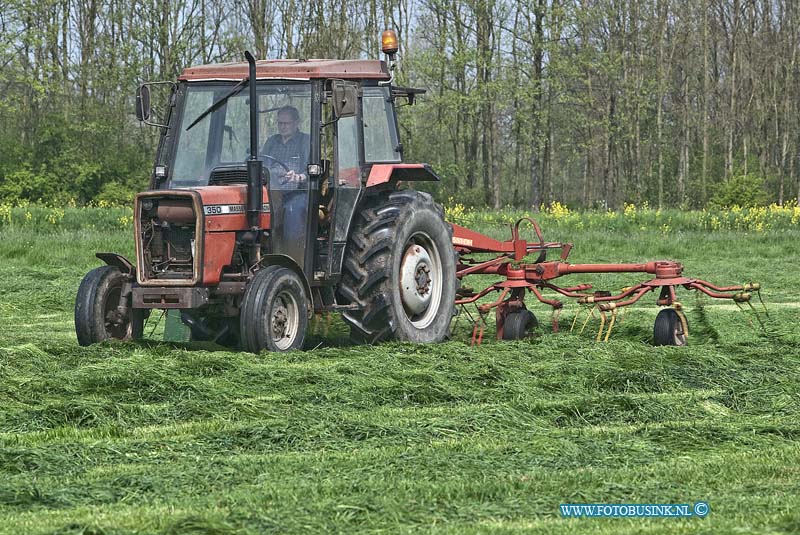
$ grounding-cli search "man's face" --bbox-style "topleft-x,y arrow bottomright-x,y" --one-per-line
277,112 -> 298,138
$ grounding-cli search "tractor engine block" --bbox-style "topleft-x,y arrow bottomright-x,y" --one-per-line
136,195 -> 199,284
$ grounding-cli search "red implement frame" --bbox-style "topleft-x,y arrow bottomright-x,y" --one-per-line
452,218 -> 762,343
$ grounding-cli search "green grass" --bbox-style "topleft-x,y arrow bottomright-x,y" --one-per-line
1,209 -> 799,534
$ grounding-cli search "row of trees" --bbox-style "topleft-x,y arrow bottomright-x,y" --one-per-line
1,0 -> 798,208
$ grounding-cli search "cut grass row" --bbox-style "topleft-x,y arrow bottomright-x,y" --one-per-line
2,338 -> 799,533
0,212 -> 799,533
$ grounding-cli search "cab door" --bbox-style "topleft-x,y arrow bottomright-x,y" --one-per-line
321,82 -> 363,277
264,83 -> 318,276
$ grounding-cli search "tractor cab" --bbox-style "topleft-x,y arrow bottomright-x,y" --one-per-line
137,57 -> 429,281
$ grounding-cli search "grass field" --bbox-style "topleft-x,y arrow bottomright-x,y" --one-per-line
1,206 -> 800,534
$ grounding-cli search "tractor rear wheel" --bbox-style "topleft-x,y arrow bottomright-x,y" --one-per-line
75,265 -> 143,346
240,265 -> 309,352
501,310 -> 538,340
653,308 -> 688,346
337,190 -> 457,344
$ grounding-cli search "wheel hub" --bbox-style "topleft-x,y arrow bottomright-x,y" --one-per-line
106,310 -> 124,327
269,290 -> 300,351
102,287 -> 131,338
272,305 -> 288,339
401,245 -> 434,315
415,265 -> 431,296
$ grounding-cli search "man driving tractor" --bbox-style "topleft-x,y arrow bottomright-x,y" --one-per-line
262,105 -> 309,183
260,104 -> 310,247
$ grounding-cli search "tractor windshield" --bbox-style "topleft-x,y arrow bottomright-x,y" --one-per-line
169,82 -> 311,188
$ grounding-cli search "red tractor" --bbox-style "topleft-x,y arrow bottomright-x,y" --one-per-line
76,32 -> 763,351
76,33 -> 458,352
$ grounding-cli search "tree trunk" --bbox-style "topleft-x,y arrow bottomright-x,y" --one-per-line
678,70 -> 689,205
701,0 -> 709,204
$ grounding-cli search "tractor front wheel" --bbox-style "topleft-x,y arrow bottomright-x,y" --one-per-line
338,190 -> 457,344
240,266 -> 309,352
75,265 -> 143,346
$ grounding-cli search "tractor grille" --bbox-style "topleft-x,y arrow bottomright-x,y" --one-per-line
137,195 -> 199,285
208,165 -> 268,186
209,166 -> 248,185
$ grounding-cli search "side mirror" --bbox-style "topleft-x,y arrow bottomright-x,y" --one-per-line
135,85 -> 151,121
331,80 -> 358,118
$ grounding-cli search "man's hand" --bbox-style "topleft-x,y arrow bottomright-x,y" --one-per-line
284,170 -> 306,182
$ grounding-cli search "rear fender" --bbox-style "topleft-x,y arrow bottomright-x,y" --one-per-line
365,163 -> 441,188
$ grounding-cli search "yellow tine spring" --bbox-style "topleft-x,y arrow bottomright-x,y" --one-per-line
580,305 -> 596,335
570,307 -> 581,333
672,302 -> 689,339
604,308 -> 618,342
746,300 -> 768,331
676,309 -> 689,339
596,311 -> 607,342
757,290 -> 769,317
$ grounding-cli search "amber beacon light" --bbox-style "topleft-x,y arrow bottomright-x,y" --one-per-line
381,30 -> 399,58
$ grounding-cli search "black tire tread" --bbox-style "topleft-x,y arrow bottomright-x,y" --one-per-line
240,265 -> 281,352
337,190 -> 458,344
75,265 -> 136,346
240,265 -> 308,352
653,308 -> 687,346
502,310 -> 538,340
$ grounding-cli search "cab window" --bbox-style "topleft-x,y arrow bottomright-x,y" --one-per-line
362,86 -> 401,163
337,116 -> 360,185
169,82 -> 311,188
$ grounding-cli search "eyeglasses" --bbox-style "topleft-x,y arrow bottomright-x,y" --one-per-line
278,121 -> 296,126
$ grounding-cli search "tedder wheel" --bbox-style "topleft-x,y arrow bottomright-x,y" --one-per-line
240,265 -> 309,352
337,190 -> 458,344
75,265 -> 143,346
653,308 -> 688,346
501,310 -> 539,340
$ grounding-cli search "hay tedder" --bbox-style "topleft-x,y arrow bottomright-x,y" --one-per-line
451,218 -> 764,345
75,32 -> 763,352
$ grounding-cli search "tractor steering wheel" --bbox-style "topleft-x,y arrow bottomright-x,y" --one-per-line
260,154 -> 291,172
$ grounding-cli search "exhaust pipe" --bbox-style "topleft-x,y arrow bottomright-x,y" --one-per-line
244,50 -> 262,231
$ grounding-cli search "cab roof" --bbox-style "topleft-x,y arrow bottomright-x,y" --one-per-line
179,59 -> 391,82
